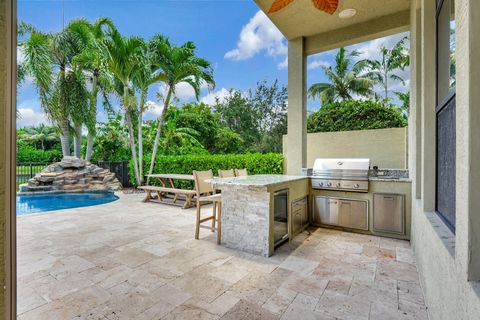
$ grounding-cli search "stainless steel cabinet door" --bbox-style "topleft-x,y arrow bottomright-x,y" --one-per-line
292,197 -> 308,234
373,193 -> 405,234
313,196 -> 339,225
338,199 -> 368,230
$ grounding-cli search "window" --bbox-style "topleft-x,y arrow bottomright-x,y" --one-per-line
436,0 -> 456,232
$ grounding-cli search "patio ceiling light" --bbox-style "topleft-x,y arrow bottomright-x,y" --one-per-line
339,8 -> 357,19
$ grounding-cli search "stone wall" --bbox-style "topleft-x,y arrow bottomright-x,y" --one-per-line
220,186 -> 271,257
20,157 -> 122,193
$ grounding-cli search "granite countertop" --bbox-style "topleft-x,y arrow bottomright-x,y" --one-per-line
369,177 -> 412,182
211,174 -> 307,187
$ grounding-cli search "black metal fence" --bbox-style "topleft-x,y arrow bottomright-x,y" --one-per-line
97,161 -> 132,188
16,163 -> 51,184
16,160 -> 132,188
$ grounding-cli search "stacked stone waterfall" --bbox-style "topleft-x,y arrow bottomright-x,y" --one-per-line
20,157 -> 122,193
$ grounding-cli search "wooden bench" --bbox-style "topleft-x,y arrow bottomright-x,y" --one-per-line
138,186 -> 196,209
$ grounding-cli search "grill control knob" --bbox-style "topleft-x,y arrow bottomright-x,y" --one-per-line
354,183 -> 360,188
319,182 -> 324,187
327,182 -> 332,187
336,182 -> 341,188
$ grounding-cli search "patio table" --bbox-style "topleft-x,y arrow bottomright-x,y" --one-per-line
143,173 -> 196,208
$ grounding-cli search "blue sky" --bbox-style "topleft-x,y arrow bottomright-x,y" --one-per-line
17,0 -> 409,127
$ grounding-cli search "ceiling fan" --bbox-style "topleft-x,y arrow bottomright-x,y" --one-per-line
268,0 -> 339,14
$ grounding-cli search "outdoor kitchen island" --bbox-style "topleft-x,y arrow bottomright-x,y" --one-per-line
211,175 -> 309,257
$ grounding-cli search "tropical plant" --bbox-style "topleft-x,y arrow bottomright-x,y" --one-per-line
103,25 -> 145,185
21,21 -> 91,157
363,36 -> 410,100
17,124 -> 59,150
308,48 -> 374,105
69,18 -> 115,160
146,36 -> 215,183
307,99 -> 407,133
131,37 -> 167,181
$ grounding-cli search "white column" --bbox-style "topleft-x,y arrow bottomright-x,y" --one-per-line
409,0 -> 423,200
286,37 -> 307,175
455,0 -> 480,281
420,0 -> 436,212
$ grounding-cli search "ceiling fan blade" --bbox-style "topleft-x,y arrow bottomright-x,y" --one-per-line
268,0 -> 295,13
312,0 -> 339,15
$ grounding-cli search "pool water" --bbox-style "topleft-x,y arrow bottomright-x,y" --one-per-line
16,192 -> 119,215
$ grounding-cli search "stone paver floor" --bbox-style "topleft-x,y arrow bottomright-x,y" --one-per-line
17,193 -> 428,320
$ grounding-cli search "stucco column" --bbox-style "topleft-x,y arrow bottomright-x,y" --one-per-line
455,0 -> 480,281
420,0 -> 436,212
409,0 -> 422,200
0,0 -> 16,317
286,37 -> 307,175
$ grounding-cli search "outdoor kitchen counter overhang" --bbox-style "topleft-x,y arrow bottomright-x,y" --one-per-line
212,175 -> 310,257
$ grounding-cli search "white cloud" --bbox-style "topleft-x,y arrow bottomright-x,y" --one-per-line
349,32 -> 409,60
17,107 -> 49,128
307,59 -> 330,70
143,100 -> 164,118
156,81 -> 209,103
278,57 -> 288,70
200,88 -> 232,105
225,10 -> 287,61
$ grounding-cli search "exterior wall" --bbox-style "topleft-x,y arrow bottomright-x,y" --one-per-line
286,38 -> 307,175
410,0 -> 480,319
0,0 -> 15,318
283,127 -> 408,170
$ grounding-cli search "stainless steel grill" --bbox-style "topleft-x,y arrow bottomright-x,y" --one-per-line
311,158 -> 370,192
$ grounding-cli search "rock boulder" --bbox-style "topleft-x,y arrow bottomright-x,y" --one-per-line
20,158 -> 123,193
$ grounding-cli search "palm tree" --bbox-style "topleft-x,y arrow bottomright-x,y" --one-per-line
21,23 -> 85,157
132,38 -> 166,183
104,26 -> 145,185
363,36 -> 409,100
18,124 -> 58,150
308,48 -> 374,106
146,36 -> 215,183
70,18 -> 115,161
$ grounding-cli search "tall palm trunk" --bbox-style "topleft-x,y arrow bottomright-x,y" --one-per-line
124,87 -> 141,186
85,134 -> 94,161
137,89 -> 147,185
60,119 -> 71,158
74,124 -> 82,158
85,75 -> 98,161
147,87 -> 172,185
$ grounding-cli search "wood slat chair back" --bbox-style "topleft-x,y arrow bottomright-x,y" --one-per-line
218,169 -> 235,178
235,168 -> 248,177
193,170 -> 214,195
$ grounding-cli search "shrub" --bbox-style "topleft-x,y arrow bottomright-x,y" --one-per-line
307,99 -> 408,133
130,153 -> 284,187
17,145 -> 62,163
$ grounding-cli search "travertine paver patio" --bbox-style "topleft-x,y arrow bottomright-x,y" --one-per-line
17,193 -> 428,320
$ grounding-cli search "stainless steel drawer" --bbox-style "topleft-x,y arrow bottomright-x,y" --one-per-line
313,196 -> 368,231
373,193 -> 405,234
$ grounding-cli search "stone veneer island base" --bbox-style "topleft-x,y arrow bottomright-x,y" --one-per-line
212,175 -> 309,257
20,157 -> 122,193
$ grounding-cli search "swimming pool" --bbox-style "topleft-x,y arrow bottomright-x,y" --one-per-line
16,192 -> 119,215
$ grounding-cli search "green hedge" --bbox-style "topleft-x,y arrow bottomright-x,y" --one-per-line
131,153 -> 284,187
307,99 -> 408,133
17,145 -> 62,163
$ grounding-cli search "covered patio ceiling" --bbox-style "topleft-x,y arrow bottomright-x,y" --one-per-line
255,0 -> 411,54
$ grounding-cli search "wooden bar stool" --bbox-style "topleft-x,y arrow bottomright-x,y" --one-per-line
193,170 -> 222,244
235,168 -> 248,177
218,169 -> 235,178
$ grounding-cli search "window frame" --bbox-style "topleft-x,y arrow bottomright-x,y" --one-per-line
435,0 -> 457,233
